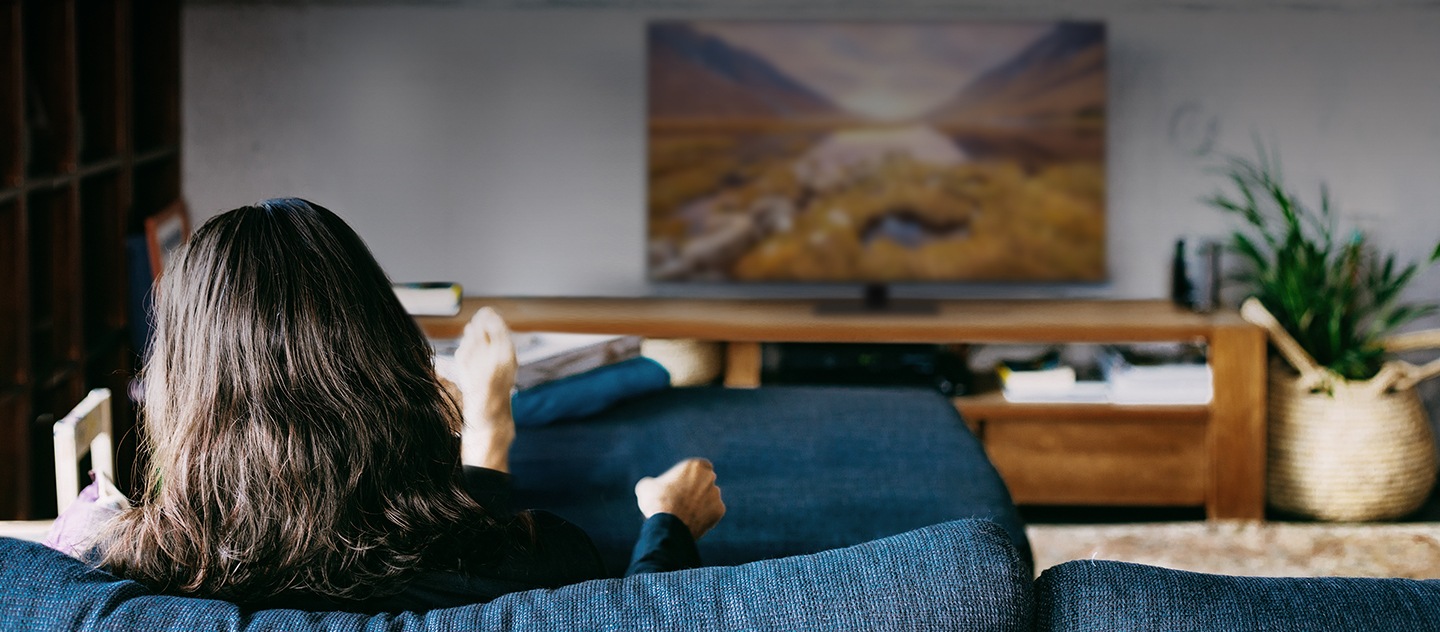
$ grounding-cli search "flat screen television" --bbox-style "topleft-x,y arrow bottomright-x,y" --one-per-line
645,19 -> 1107,293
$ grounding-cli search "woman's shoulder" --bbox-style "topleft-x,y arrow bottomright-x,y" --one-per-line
248,509 -> 607,614
489,509 -> 608,584
342,509 -> 608,613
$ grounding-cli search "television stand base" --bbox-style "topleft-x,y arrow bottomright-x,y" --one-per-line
813,299 -> 938,316
813,284 -> 938,316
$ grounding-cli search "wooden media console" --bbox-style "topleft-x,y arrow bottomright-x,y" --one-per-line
420,297 -> 1267,520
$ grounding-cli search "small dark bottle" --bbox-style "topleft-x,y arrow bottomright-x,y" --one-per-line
1171,239 -> 1192,308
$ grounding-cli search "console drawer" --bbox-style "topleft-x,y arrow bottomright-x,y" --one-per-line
974,416 -> 1208,506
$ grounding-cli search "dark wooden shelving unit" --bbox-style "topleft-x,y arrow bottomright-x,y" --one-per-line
1,0 -> 181,519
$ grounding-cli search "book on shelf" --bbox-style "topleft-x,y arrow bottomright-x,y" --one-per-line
433,332 -> 644,392
1001,380 -> 1110,403
394,282 -> 462,316
998,364 -> 1076,392
996,349 -> 1092,402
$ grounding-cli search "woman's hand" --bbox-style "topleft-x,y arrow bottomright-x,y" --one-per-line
635,458 -> 726,540
455,307 -> 517,472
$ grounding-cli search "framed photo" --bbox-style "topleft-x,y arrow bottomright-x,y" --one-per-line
144,200 -> 190,280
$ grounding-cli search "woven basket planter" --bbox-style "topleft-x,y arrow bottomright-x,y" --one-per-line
1243,298 -> 1440,522
1267,367 -> 1437,521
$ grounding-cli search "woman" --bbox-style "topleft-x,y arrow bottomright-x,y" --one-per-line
92,198 -> 723,612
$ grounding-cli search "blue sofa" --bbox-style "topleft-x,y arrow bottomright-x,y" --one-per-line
2,519 -> 1031,631
506,386 -> 1031,571
1035,558 -> 1440,631
9,519 -> 1440,631
5,386 -> 1440,630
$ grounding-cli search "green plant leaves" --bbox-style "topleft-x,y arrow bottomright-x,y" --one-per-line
1205,142 -> 1440,381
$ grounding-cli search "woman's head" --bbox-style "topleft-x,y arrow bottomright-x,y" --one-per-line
104,198 -> 487,601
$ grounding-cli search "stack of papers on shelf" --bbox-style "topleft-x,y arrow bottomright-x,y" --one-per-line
988,343 -> 1213,405
433,332 -> 644,392
394,282 -> 462,316
1100,345 -> 1212,405
1107,366 -> 1213,404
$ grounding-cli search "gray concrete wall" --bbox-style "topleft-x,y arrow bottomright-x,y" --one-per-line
182,1 -> 1440,307
182,0 -> 1440,466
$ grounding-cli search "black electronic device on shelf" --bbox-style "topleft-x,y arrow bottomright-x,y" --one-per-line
760,343 -> 972,396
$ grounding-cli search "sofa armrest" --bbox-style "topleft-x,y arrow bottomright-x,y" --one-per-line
1,518 -> 1032,631
1035,559 -> 1440,631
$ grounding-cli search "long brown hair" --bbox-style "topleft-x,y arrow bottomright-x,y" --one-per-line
99,199 -> 499,602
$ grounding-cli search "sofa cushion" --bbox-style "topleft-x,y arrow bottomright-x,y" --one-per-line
509,385 -> 1031,573
1035,559 -> 1440,631
0,518 -> 1032,631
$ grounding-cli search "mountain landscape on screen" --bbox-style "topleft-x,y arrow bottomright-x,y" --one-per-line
646,20 -> 1107,283
647,23 -> 844,120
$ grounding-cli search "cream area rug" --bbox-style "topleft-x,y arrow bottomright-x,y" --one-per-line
1027,521 -> 1440,579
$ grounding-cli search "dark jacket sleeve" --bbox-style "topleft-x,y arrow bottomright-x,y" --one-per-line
466,465 -> 700,577
624,513 -> 701,576
460,464 -> 515,515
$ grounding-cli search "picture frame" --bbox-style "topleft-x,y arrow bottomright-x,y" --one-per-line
144,200 -> 190,281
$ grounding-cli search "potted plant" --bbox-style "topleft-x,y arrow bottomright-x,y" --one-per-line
1207,142 -> 1440,521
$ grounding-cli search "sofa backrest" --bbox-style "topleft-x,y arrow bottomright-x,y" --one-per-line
0,518 -> 1032,631
1035,559 -> 1440,631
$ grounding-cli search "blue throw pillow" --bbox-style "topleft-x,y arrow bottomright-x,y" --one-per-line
512,357 -> 671,426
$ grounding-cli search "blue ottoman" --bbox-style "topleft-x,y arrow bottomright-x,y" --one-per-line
508,385 -> 1030,574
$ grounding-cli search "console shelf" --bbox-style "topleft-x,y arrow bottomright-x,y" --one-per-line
421,297 -> 1267,520
954,392 -> 1210,422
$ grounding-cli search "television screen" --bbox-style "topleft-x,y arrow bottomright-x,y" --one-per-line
646,20 -> 1107,284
